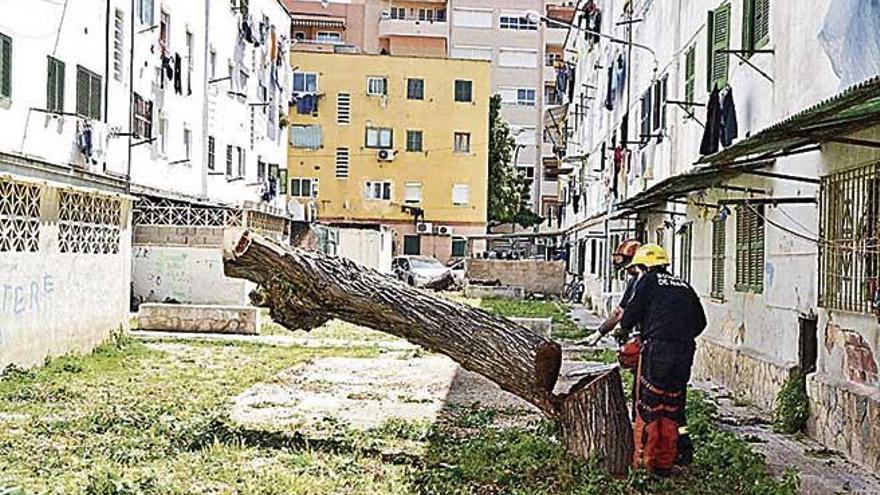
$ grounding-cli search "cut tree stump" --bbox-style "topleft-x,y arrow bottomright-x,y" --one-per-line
555,367 -> 634,474
222,229 -> 633,473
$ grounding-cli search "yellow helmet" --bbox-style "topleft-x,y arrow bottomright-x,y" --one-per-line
628,243 -> 670,268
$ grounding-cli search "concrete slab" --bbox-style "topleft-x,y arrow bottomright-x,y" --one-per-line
137,303 -> 259,335
464,285 -> 525,299
510,317 -> 553,337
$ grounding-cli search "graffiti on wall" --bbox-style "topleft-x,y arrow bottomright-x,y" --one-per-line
1,273 -> 56,316
825,321 -> 879,386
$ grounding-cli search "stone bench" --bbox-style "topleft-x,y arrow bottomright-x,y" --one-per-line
137,303 -> 260,335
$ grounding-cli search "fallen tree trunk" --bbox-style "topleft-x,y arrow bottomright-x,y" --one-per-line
223,229 -> 633,473
223,229 -> 562,416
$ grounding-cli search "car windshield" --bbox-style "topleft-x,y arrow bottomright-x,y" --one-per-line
410,258 -> 444,270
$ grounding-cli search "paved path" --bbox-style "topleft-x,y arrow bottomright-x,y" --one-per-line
131,330 -> 418,351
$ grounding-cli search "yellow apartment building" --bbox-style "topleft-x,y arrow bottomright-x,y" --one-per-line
287,51 -> 490,261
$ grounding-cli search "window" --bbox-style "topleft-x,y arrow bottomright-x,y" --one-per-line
337,92 -> 351,124
365,181 -> 392,200
406,130 -> 423,152
290,178 -> 317,198
545,52 -> 562,67
639,89 -> 652,146
452,8 -> 492,28
159,11 -> 170,52
237,147 -> 246,177
47,56 -> 65,113
137,0 -> 154,25
113,10 -> 125,82
403,235 -> 421,255
365,127 -> 393,149
75,66 -> 102,119
452,184 -> 470,205
819,163 -> 880,313
735,204 -> 764,293
404,182 -> 422,204
545,85 -> 560,106
292,72 -> 318,93
450,45 -> 492,61
499,49 -> 538,68
158,115 -> 168,155
407,78 -> 424,100
0,33 -> 9,100
291,125 -> 323,149
335,147 -> 350,179
390,7 -> 406,19
454,132 -> 471,153
742,0 -> 770,55
367,76 -> 388,96
679,223 -> 693,283
226,144 -> 233,176
294,32 -> 306,41
517,88 -> 536,106
652,75 -> 668,132
209,49 -> 216,80
711,215 -> 726,300
684,45 -> 696,113
500,14 -> 538,30
257,159 -> 266,180
207,136 -> 215,170
452,237 -> 467,257
133,93 -> 153,138
183,127 -> 192,160
707,4 -> 731,91
418,8 -> 435,21
185,30 -> 193,93
316,31 -> 342,43
454,80 -> 472,102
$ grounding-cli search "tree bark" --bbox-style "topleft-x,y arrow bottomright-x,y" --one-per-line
555,367 -> 634,475
222,229 -> 562,417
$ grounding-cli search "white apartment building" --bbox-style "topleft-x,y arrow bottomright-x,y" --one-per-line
555,0 -> 880,471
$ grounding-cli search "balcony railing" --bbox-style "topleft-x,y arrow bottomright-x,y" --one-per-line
378,16 -> 448,38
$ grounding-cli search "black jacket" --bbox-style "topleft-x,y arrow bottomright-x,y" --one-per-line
620,268 -> 707,343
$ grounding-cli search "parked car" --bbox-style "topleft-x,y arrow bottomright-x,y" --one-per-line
392,255 -> 453,290
447,258 -> 466,287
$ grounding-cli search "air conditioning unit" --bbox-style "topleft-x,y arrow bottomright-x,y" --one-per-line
436,225 -> 453,236
416,222 -> 433,234
377,149 -> 396,161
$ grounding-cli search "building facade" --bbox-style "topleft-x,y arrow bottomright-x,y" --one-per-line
285,0 -> 567,218
287,51 -> 489,261
0,0 -> 133,367
555,0 -> 880,471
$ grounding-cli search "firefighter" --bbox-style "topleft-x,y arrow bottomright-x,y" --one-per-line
583,239 -> 642,345
620,243 -> 706,474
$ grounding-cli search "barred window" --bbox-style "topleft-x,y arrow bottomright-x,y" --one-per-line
0,178 -> 41,252
735,204 -> 764,293
711,215 -> 726,300
819,162 -> 880,313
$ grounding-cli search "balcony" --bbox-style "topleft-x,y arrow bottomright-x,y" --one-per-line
378,17 -> 448,39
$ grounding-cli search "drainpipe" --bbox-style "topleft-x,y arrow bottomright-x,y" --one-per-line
200,0 -> 211,199
125,0 -> 135,194
103,0 -> 110,123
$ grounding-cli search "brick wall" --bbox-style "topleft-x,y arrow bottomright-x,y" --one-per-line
466,259 -> 566,295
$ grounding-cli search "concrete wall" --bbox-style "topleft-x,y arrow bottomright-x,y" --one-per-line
0,175 -> 132,368
466,259 -> 565,295
131,224 -> 252,305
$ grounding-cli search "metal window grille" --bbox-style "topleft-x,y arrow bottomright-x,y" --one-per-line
819,161 -> 880,313
711,215 -> 726,299
58,190 -> 121,254
133,195 -> 243,227
735,204 -> 764,293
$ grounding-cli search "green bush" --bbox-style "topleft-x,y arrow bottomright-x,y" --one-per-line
773,372 -> 809,434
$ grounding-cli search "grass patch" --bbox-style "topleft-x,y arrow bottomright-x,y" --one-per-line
479,298 -> 586,340
260,312 -> 398,342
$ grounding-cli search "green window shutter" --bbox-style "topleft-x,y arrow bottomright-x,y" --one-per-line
753,206 -> 765,292
684,46 -> 696,111
735,206 -> 747,290
754,0 -> 770,49
742,0 -> 754,53
0,34 -> 11,99
707,4 -> 730,92
89,73 -> 101,119
76,67 -> 89,116
47,57 -> 64,112
712,216 -> 726,299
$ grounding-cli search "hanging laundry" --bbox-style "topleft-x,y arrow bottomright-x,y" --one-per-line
270,27 -> 277,63
556,66 -> 569,103
605,64 -> 614,110
173,54 -> 182,94
720,86 -> 739,147
76,120 -> 93,162
296,94 -> 318,114
699,85 -> 722,155
614,54 -> 627,101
